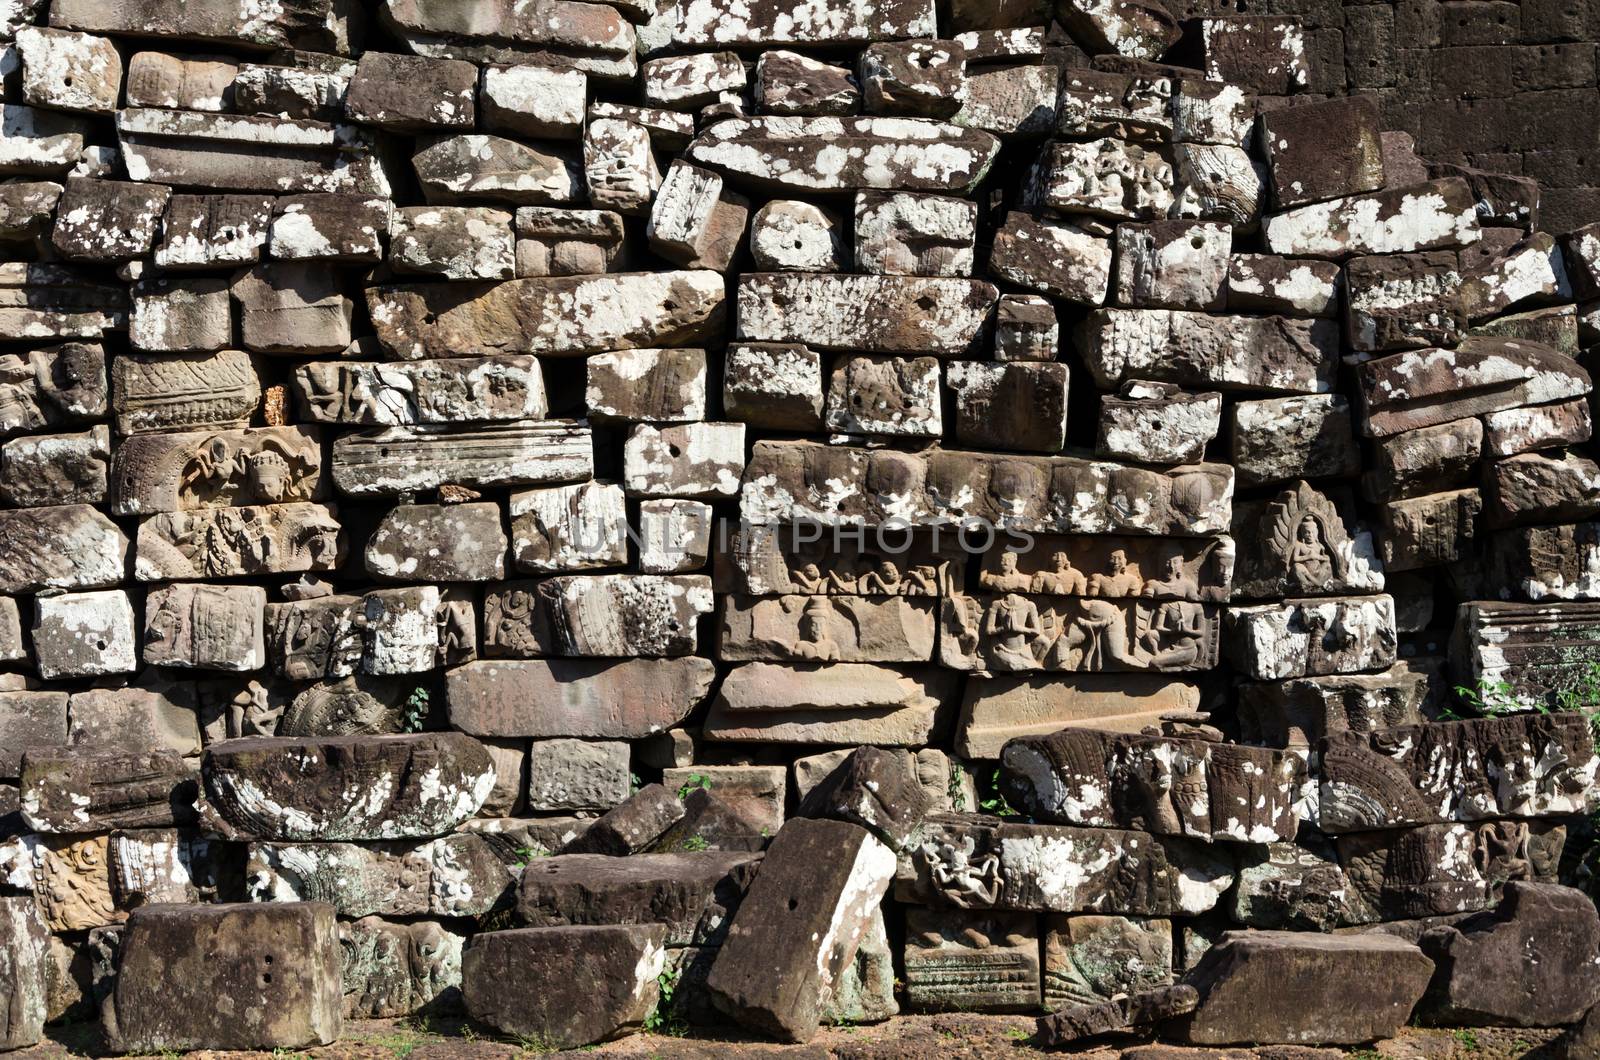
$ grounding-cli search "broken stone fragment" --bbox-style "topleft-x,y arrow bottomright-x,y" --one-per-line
0,897 -> 48,1050
0,692 -> 68,780
1230,394 -> 1361,487
1417,882 -> 1600,1027
561,784 -> 686,856
1042,914 -> 1175,1011
232,262 -> 354,355
116,109 -> 389,196
519,851 -> 760,944
859,40 -> 966,118
1263,178 -> 1481,258
899,814 -> 1234,915
1451,601 -> 1600,709
1226,254 -> 1340,317
707,818 -> 894,1042
797,746 -> 930,850
636,499 -> 712,573
1176,931 -> 1431,1045
1171,143 -> 1265,228
128,278 -> 233,354
1098,380 -> 1221,464
705,662 -> 956,746
1237,664 -> 1434,748
154,194 -> 273,270
141,583 -> 266,672
1344,250 -> 1464,352
719,342 -> 823,429
855,191 -> 976,277
339,917 -> 465,1020
69,682 -> 203,758
0,425 -> 110,507
198,734 -> 495,841
1001,728 -> 1304,843
379,0 -> 637,71
526,738 -> 631,812
1319,713 -> 1597,832
251,834 -> 516,918
231,61 -> 353,122
753,50 -> 858,115
1026,137 -> 1174,220
1056,0 -> 1180,59
413,133 -> 582,207
20,749 -> 194,833
643,51 -> 745,109
1483,450 -> 1600,528
735,273 -> 997,355
135,503 -> 342,581
1224,595 -> 1397,679
485,574 -> 713,657
366,503 -> 508,582
446,657 -> 716,738
1357,337 -> 1592,438
390,207 -> 515,281
296,355 -> 546,426
0,268 -> 126,342
824,355 -> 943,438
0,104 -> 91,177
0,180 -> 61,241
994,294 -> 1060,361
269,194 -> 391,262
945,361 -> 1069,453
52,0 -> 355,52
463,925 -> 666,1049
109,425 -> 322,516
479,64 -> 586,140
106,904 -> 343,1053
331,420 -> 593,496
1079,308 -> 1338,393
662,765 -> 786,835
51,178 -> 172,263
514,205 -> 625,276
1260,95 -> 1385,209
987,211 -> 1112,305
0,504 -> 126,594
345,51 -> 477,131
687,116 -> 1000,193
368,271 -> 725,357
646,161 -> 748,270
748,200 -> 846,272
1459,231 -> 1571,323
1483,397 -> 1591,457
623,422 -> 745,498
903,908 -> 1039,1013
14,27 -> 122,114
1055,69 -> 1173,143
123,51 -> 237,111
508,480 -> 627,572
953,63 -> 1058,137
583,118 -> 660,213
1196,15 -> 1309,94
32,590 -> 137,680
1114,220 -> 1230,310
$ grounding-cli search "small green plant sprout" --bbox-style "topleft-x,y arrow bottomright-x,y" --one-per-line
676,772 -> 713,799
978,766 -> 1020,817
644,966 -> 687,1036
400,685 -> 430,732
679,834 -> 709,851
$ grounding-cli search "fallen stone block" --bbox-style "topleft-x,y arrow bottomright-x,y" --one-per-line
1036,984 -> 1197,1047
106,903 -> 342,1053
463,925 -> 666,1049
518,851 -> 761,945
339,916 -> 464,1020
446,657 -> 715,738
707,818 -> 896,1041
1176,931 -> 1432,1045
1042,914 -> 1174,1011
1263,178 -> 1480,258
797,746 -> 931,851
1079,308 -> 1338,393
0,897 -> 48,1051
904,908 -> 1040,1013
561,784 -> 686,856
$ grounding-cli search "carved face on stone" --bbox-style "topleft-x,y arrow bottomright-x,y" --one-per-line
248,450 -> 291,501
1110,550 -> 1127,573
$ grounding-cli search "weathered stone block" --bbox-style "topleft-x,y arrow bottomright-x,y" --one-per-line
107,904 -> 342,1053
903,909 -> 1039,1013
366,503 -> 507,582
704,662 -> 956,746
345,52 -> 476,131
143,583 -> 266,672
987,212 -> 1111,305
33,590 -> 136,680
1357,337 -> 1590,438
1080,308 -> 1338,393
0,425 -> 110,507
447,657 -> 715,738
331,421 -> 592,497
957,673 -> 1202,758
0,897 -> 48,1051
20,749 -> 193,833
14,27 -> 122,114
525,739 -> 630,813
1264,178 -> 1480,258
518,852 -> 761,945
415,133 -> 582,207
1225,595 -> 1397,679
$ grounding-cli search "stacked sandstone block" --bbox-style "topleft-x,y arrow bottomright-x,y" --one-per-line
0,0 -> 1598,1054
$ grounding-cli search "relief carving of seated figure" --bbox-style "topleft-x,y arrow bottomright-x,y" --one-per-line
790,596 -> 841,661
980,550 -> 1033,593
1140,599 -> 1206,669
790,562 -> 828,594
858,558 -> 902,594
1031,551 -> 1087,595
1089,549 -> 1143,597
983,592 -> 1042,671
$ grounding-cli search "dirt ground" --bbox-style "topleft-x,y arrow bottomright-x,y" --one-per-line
12,1015 -> 1568,1060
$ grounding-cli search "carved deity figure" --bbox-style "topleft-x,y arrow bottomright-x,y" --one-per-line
1031,551 -> 1087,595
858,558 -> 902,595
921,835 -> 1002,908
980,550 -> 1032,593
1142,554 -> 1198,599
790,561 -> 827,594
1140,599 -> 1207,669
791,596 -> 841,661
984,592 -> 1042,671
1289,515 -> 1334,591
1089,549 -> 1143,597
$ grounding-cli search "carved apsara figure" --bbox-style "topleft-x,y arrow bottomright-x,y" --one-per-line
921,835 -> 1002,908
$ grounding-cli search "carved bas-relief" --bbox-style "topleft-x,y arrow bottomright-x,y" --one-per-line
718,523 -> 959,597
977,535 -> 1235,602
717,594 -> 937,663
1230,481 -> 1385,600
110,349 -> 260,434
266,586 -> 476,679
942,592 -> 1220,674
1225,595 -> 1398,680
142,583 -> 267,671
135,503 -> 343,580
109,426 -> 322,515
293,356 -> 547,425
0,342 -> 107,438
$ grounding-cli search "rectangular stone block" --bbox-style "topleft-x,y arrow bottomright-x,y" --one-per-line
1357,337 -> 1590,438
703,662 -> 958,746
330,420 -> 592,496
717,594 -> 937,663
941,593 -> 1220,674
956,673 -> 1202,759
135,503 -> 343,581
904,909 -> 1041,1013
446,657 -> 716,738
1079,308 -> 1338,393
116,109 -> 387,195
734,273 -> 998,356
1225,595 -> 1398,679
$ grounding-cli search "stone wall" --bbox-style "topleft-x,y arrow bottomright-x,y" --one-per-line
1176,0 -> 1600,233
1,0 -> 1600,1055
